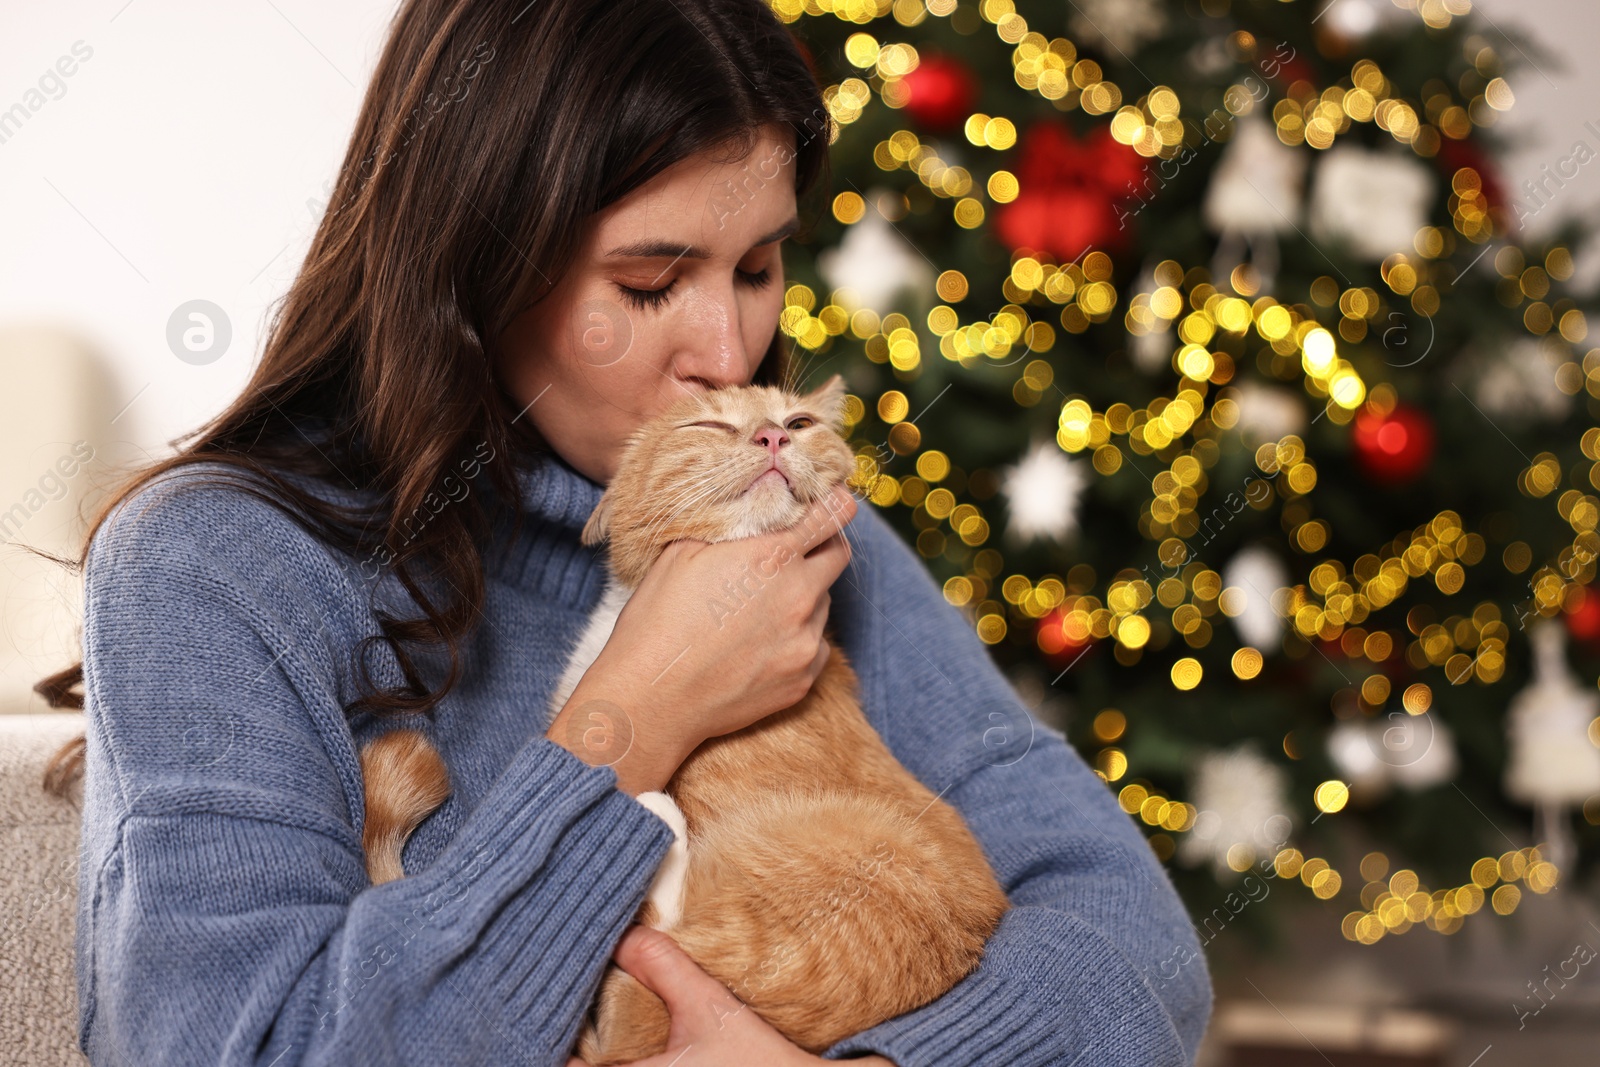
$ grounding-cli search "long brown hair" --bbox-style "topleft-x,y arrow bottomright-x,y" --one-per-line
36,0 -> 831,797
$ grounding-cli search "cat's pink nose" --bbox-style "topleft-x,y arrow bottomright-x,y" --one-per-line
753,426 -> 789,455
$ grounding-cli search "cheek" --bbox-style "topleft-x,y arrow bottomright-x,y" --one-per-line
549,283 -> 662,380
512,288 -> 671,424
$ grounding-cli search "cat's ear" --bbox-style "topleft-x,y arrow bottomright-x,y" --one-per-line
580,491 -> 613,547
807,373 -> 848,433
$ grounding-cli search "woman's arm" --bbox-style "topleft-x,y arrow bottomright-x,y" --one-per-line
815,503 -> 1212,1067
75,471 -> 677,1067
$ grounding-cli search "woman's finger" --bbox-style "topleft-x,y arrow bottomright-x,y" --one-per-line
610,925 -> 742,1020
808,634 -> 831,681
806,589 -> 830,637
804,529 -> 853,584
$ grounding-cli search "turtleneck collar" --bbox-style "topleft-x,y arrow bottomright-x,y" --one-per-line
497,448 -> 605,529
472,447 -> 612,605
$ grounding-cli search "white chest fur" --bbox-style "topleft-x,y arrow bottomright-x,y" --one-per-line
546,576 -> 633,725
546,574 -> 689,932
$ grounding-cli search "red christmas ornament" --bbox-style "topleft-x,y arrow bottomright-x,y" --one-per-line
1351,404 -> 1435,484
901,53 -> 976,131
1037,607 -> 1089,663
1565,587 -> 1600,646
1434,138 -> 1508,231
1272,54 -> 1315,88
993,122 -> 1146,262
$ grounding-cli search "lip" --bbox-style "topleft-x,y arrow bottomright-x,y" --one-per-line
749,466 -> 790,491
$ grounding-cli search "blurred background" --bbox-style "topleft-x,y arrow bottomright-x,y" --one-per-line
5,1 -> 1600,1064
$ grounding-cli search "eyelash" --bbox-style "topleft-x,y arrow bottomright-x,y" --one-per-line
615,267 -> 773,311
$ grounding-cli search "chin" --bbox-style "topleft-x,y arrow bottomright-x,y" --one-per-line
715,478 -> 815,541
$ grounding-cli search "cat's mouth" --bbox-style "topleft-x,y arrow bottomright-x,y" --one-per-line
746,464 -> 791,493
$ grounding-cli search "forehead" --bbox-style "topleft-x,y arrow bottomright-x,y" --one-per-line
590,127 -> 799,254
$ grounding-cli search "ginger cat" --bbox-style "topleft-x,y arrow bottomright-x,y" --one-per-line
357,373 -> 1010,1063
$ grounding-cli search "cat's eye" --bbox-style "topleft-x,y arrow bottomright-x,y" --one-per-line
786,416 -> 816,431
684,420 -> 737,432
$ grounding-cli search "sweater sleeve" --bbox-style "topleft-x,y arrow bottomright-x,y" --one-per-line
817,505 -> 1213,1067
74,471 -> 677,1067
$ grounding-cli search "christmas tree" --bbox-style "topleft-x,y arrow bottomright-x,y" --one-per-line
777,0 -> 1600,947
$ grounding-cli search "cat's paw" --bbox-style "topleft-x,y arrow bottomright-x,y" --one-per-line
634,790 -> 689,931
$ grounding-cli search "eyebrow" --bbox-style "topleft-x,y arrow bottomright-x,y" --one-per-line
604,216 -> 801,260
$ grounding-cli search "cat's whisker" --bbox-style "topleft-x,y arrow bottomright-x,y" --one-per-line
633,479 -> 721,546
635,473 -> 735,548
842,516 -> 868,590
784,347 -> 817,395
644,466 -> 731,521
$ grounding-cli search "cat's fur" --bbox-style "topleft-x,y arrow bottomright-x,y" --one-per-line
357,373 -> 1010,1063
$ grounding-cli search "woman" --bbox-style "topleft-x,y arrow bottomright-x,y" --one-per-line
38,0 -> 1211,1063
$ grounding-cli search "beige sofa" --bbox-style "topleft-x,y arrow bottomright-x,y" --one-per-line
2,713 -> 89,1066
1,323 -> 115,1065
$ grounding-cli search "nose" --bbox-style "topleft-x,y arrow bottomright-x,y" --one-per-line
672,281 -> 753,390
752,424 -> 789,457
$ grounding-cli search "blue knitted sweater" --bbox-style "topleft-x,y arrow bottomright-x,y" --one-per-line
74,447 -> 1211,1066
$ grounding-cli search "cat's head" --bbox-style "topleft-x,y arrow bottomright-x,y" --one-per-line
581,373 -> 856,589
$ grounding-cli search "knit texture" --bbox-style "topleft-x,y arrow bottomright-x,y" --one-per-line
75,446 -> 1211,1066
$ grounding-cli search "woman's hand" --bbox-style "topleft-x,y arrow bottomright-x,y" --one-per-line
552,483 -> 857,795
563,924 -> 895,1067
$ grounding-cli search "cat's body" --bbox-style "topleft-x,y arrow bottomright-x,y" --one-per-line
358,374 -> 1010,1063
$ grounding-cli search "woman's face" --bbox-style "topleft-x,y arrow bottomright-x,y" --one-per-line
495,124 -> 800,485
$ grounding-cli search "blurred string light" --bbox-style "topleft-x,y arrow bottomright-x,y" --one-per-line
791,246 -> 1527,677
1233,42 -> 1514,161
1109,85 -> 1184,158
785,234 -> 1590,685
769,0 -> 1592,939
1340,846 -> 1559,944
1124,258 -> 1369,412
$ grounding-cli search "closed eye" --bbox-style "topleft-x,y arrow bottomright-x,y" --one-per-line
682,420 -> 737,432
615,266 -> 773,312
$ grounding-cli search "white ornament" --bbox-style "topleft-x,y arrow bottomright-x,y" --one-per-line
1386,712 -> 1458,790
1505,621 -> 1600,872
999,439 -> 1089,545
1473,337 -> 1573,422
1186,36 -> 1233,78
1319,0 -> 1413,38
1204,116 -> 1307,235
1231,380 -> 1306,445
1067,0 -> 1165,55
816,191 -> 935,314
1309,144 -> 1435,262
1328,710 -> 1459,794
1180,745 -> 1294,877
1505,621 -> 1600,806
1131,324 -> 1174,375
1328,720 -> 1389,792
1204,116 -> 1304,290
1222,545 -> 1289,649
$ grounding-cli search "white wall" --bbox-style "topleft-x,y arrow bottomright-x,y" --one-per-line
0,1 -> 392,710
1472,0 -> 1600,289
0,1 -> 393,457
